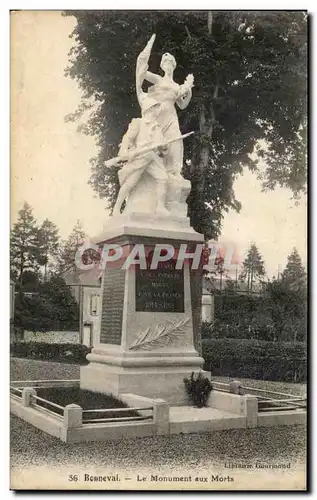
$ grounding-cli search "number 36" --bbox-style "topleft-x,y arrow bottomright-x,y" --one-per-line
69,475 -> 79,482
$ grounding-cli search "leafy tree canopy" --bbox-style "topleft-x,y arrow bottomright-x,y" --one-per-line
64,10 -> 307,239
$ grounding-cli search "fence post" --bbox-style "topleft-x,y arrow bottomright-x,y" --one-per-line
63,404 -> 83,429
294,361 -> 297,383
22,387 -> 37,407
244,395 -> 258,428
153,399 -> 169,435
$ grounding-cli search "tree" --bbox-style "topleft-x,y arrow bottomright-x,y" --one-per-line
56,220 -> 87,274
14,276 -> 80,333
265,276 -> 306,342
19,270 -> 40,293
10,202 -> 40,287
40,276 -> 80,329
37,219 -> 60,281
282,247 -> 306,287
240,243 -> 265,292
205,254 -> 231,292
64,11 -> 307,239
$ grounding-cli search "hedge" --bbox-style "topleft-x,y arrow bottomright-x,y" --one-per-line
11,342 -> 91,365
201,320 -> 306,342
11,339 -> 307,382
202,338 -> 307,382
201,321 -> 276,341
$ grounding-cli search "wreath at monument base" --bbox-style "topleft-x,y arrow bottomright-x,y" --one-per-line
184,371 -> 213,408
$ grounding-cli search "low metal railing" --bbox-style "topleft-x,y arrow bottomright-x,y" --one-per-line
11,379 -> 80,388
257,397 -> 306,412
212,381 -> 305,397
236,385 -> 306,399
10,386 -> 23,398
10,384 -> 154,425
211,380 -> 307,412
10,386 -> 65,419
30,394 -> 65,411
82,406 -> 154,425
29,394 -> 65,420
211,381 -> 231,392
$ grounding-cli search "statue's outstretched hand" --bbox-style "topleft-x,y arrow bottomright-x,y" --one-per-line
185,74 -> 194,89
178,74 -> 194,101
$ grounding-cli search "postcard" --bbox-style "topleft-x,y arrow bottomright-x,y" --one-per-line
10,10 -> 307,491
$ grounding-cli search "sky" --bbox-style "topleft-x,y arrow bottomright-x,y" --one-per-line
10,10 -> 307,278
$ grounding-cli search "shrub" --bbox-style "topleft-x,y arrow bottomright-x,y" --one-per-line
202,338 -> 307,382
184,372 -> 213,408
10,342 -> 91,365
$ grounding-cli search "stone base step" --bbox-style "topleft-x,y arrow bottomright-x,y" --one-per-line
169,406 -> 245,434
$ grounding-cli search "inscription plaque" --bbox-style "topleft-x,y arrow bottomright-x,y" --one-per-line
135,262 -> 184,312
100,268 -> 125,344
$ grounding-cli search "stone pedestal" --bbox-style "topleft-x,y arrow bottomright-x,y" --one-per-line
80,213 -> 207,405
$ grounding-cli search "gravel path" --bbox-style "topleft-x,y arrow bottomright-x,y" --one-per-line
11,413 -> 306,472
10,357 -> 80,381
10,358 -> 306,477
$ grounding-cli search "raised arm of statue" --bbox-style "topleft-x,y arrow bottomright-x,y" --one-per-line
136,35 -> 156,106
145,70 -> 161,85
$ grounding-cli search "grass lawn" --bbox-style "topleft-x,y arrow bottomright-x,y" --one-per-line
35,386 -> 139,420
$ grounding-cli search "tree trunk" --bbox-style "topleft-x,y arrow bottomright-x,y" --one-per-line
196,12 -> 218,240
207,12 -> 213,34
192,11 -> 218,356
191,268 -> 203,357
198,107 -> 210,211
44,250 -> 48,282
19,253 -> 24,289
247,269 -> 250,294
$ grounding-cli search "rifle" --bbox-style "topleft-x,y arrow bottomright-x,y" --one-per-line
105,131 -> 194,168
